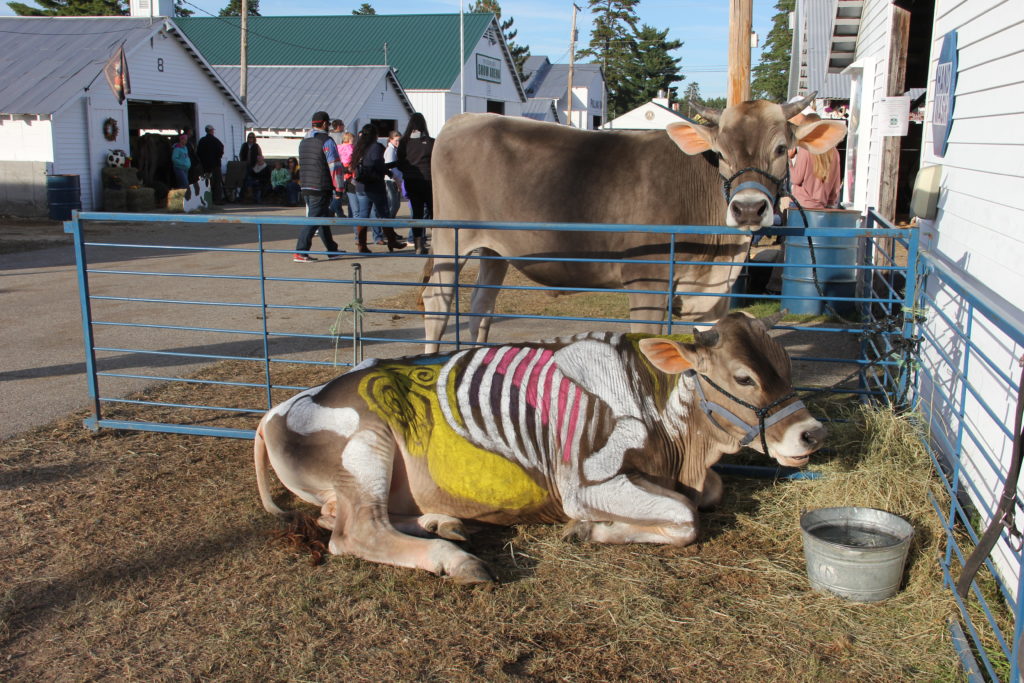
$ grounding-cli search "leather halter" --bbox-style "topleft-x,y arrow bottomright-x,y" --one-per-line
685,369 -> 805,459
719,165 -> 790,207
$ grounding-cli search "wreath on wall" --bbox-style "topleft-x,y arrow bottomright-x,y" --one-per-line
102,117 -> 119,141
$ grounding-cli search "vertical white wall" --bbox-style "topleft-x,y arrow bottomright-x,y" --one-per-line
917,0 -> 1024,599
0,118 -> 54,162
51,96 -> 95,209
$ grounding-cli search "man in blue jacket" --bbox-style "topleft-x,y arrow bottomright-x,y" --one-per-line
295,111 -> 345,262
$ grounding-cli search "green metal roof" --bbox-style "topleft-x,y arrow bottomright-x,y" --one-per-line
176,14 -> 496,91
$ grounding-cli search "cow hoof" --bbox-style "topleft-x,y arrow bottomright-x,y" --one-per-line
446,556 -> 494,584
419,513 -> 468,541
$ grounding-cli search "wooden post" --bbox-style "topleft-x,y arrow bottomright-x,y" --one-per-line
239,0 -> 248,106
727,0 -> 752,106
877,6 -> 910,222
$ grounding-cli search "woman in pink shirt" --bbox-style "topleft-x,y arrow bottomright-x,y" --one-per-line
789,114 -> 842,209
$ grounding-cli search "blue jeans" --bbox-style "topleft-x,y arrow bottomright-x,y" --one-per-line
286,181 -> 300,206
329,194 -> 347,218
296,191 -> 340,254
173,167 -> 189,189
353,188 -> 389,242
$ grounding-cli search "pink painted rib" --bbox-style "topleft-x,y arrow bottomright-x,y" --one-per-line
556,377 -> 570,443
481,346 -> 500,365
563,385 -> 583,463
512,348 -> 537,386
495,346 -> 521,374
525,350 -> 553,410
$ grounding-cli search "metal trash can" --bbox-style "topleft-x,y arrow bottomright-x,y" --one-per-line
46,174 -> 82,221
781,209 -> 862,315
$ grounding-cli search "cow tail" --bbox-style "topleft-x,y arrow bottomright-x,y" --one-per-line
254,415 -> 289,518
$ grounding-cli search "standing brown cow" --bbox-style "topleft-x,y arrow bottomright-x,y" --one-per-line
422,95 -> 846,352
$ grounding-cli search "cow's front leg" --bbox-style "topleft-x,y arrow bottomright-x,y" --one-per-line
330,429 -> 492,583
468,251 -> 508,344
568,473 -> 699,546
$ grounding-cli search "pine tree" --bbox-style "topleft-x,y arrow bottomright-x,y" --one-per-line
619,23 -> 682,113
577,0 -> 640,119
682,81 -> 701,118
218,0 -> 259,17
8,0 -> 124,16
174,0 -> 192,16
351,2 -> 375,15
469,0 -> 530,81
751,0 -> 794,102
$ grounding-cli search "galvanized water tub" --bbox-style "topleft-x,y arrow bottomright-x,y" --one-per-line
800,506 -> 914,602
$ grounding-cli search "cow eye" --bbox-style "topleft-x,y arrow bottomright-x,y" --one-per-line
734,375 -> 756,387
775,144 -> 787,156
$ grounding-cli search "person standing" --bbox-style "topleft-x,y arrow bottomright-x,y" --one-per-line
328,119 -> 347,218
171,134 -> 191,189
789,113 -> 842,209
238,132 -> 263,203
383,130 -> 403,219
351,124 -> 406,253
397,113 -> 434,254
197,124 -> 225,204
294,111 -> 344,263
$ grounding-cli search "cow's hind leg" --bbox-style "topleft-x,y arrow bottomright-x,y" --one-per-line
329,430 -> 492,583
422,253 -> 465,353
469,252 -> 508,344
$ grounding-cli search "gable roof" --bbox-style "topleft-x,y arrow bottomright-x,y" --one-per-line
522,98 -> 560,124
523,57 -> 602,99
0,16 -> 253,119
216,65 -> 414,130
176,13 -> 519,95
603,100 -> 689,130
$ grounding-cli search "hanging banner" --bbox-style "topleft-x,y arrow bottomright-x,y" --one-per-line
104,45 -> 132,105
931,31 -> 957,157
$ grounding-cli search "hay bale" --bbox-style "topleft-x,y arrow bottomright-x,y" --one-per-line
166,188 -> 187,212
101,166 -> 142,189
126,187 -> 155,212
102,188 -> 127,211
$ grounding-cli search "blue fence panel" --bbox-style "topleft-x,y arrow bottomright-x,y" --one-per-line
64,210 -> 914,441
915,246 -> 1024,682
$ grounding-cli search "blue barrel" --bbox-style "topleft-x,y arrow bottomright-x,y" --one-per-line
781,210 -> 862,315
46,174 -> 81,221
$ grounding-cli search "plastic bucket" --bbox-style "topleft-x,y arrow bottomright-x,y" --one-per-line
781,209 -> 862,315
801,506 -> 914,602
46,174 -> 82,221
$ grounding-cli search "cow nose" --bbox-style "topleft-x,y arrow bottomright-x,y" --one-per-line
730,197 -> 770,226
801,424 -> 828,450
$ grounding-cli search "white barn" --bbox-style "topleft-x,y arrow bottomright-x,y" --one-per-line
602,97 -> 688,130
0,14 -> 252,215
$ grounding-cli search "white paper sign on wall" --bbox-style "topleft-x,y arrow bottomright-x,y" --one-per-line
879,96 -> 910,136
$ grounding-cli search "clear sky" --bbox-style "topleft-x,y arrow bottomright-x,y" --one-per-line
1,0 -> 780,99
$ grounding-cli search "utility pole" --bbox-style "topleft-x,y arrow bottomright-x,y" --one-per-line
459,0 -> 465,114
727,0 -> 752,106
240,0 -> 248,106
567,3 -> 580,127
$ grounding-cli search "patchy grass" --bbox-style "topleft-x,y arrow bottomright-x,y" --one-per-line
0,361 -> 965,681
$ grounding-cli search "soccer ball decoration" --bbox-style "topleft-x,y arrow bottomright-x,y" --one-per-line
106,149 -> 128,168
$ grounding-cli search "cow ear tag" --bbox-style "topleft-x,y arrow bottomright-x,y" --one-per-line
638,338 -> 694,375
666,121 -> 715,155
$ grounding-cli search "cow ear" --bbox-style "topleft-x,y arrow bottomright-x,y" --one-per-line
793,119 -> 847,154
638,338 -> 695,375
666,121 -> 717,155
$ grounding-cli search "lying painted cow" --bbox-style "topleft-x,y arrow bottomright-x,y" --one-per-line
254,312 -> 826,583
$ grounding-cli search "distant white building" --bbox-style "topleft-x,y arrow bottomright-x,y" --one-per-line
602,97 -> 688,130
522,56 -> 606,130
0,11 -> 252,215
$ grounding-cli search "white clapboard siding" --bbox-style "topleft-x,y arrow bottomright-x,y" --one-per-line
406,92 -> 448,137
853,0 -> 897,211
0,118 -> 53,162
51,97 -> 93,210
919,0 -> 1024,600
